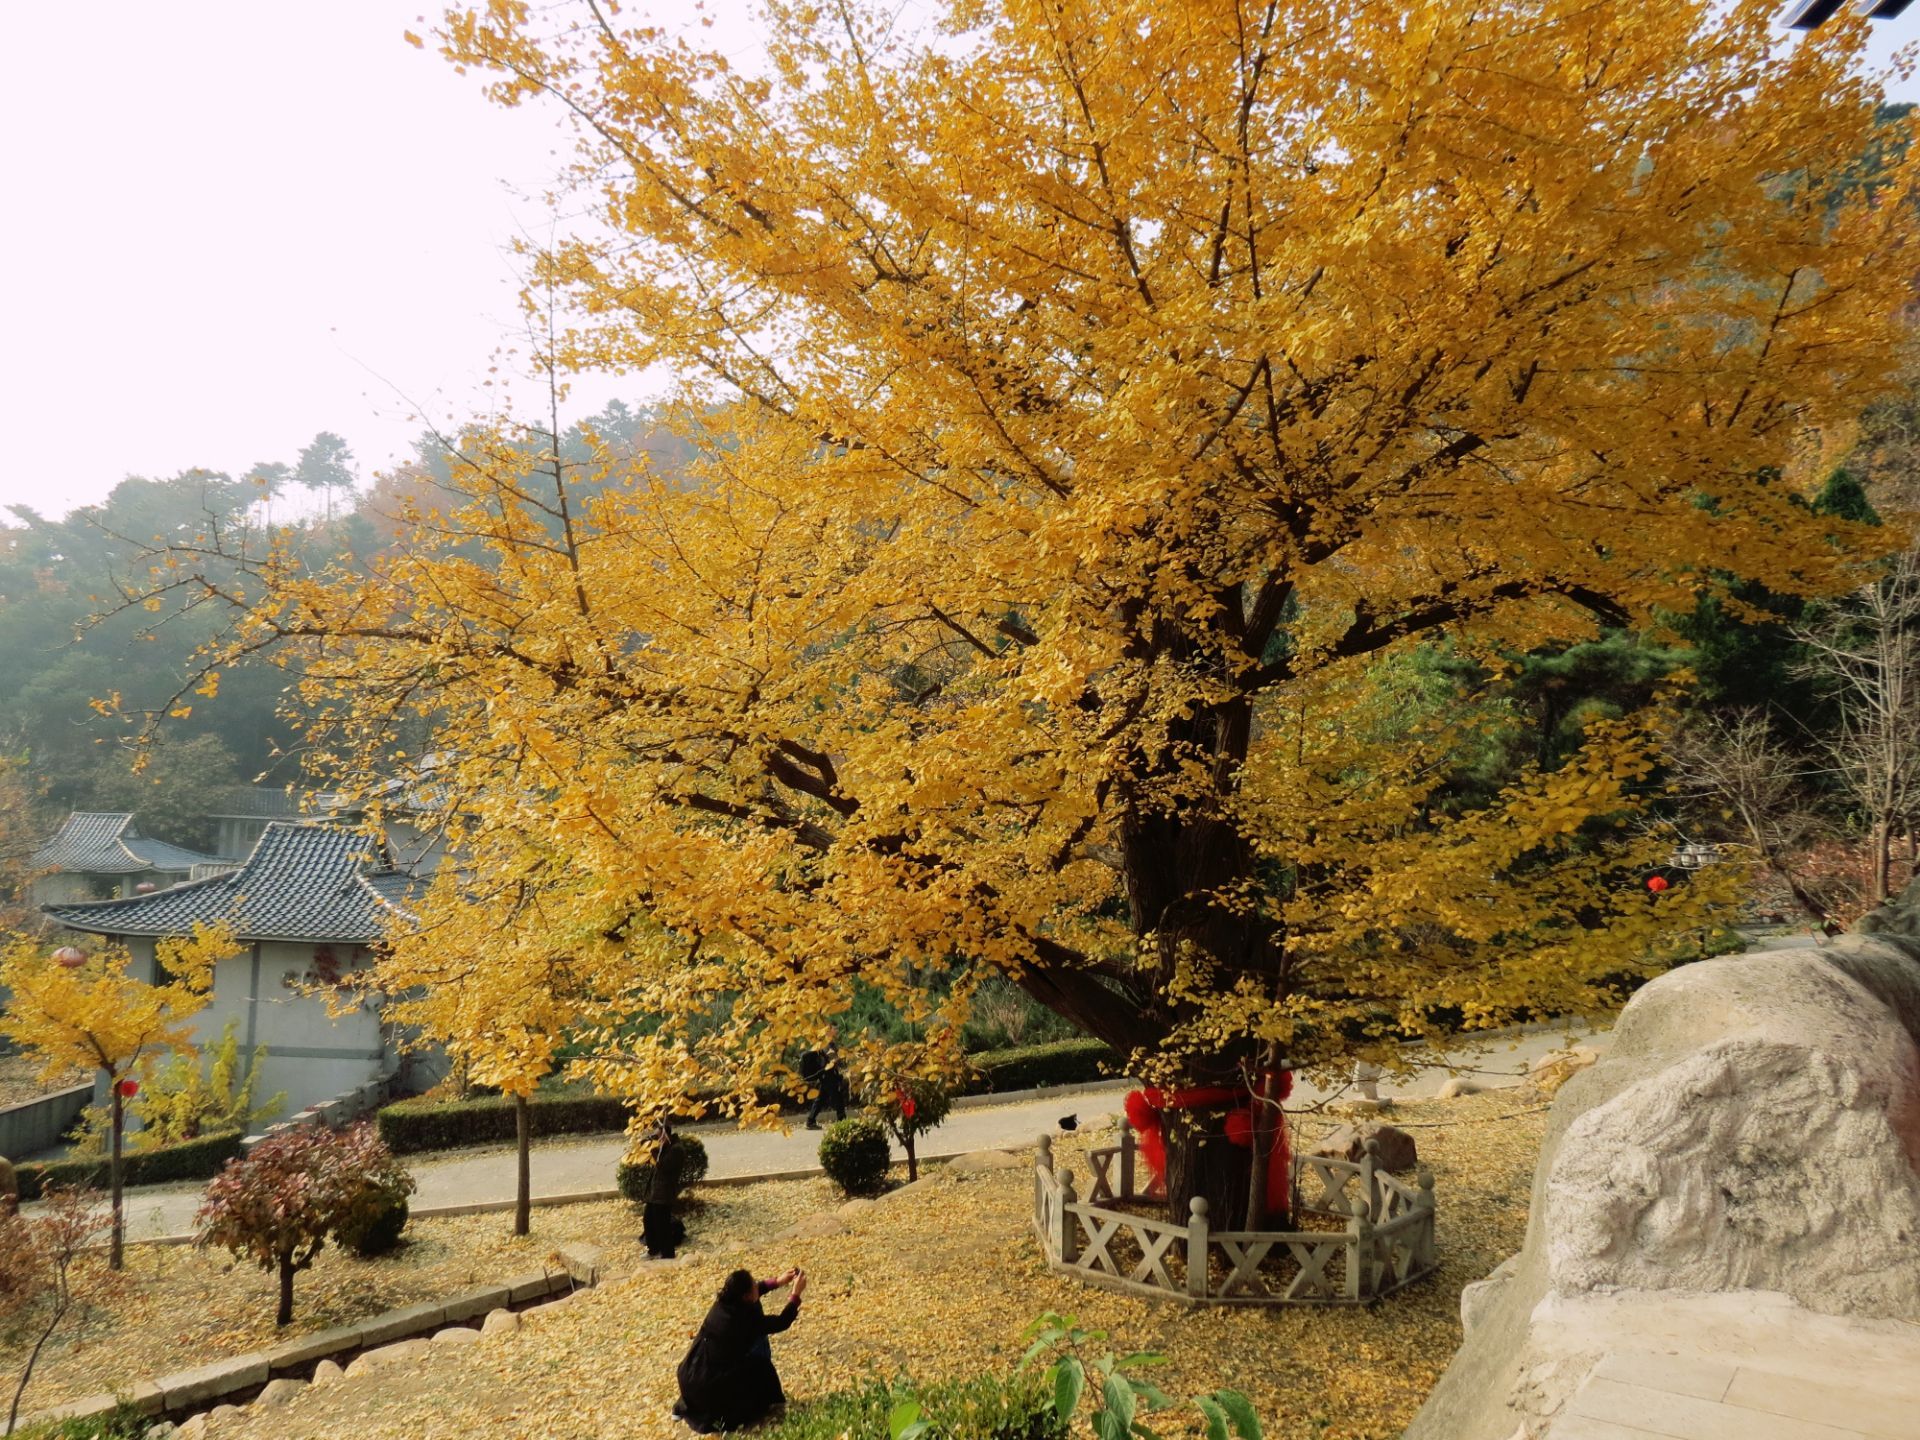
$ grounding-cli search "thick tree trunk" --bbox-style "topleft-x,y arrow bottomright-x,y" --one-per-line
514,1094 -> 531,1238
1163,1106 -> 1252,1231
277,1255 -> 296,1327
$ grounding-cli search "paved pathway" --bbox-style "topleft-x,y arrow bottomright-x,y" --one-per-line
95,1020 -> 1607,1243
1544,1302 -> 1920,1440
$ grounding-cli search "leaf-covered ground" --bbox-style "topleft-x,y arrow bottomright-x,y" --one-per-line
0,1052 -> 85,1110
11,1090 -> 1546,1440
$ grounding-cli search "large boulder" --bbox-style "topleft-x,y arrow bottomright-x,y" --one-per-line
1406,929 -> 1920,1440
1310,1123 -> 1419,1173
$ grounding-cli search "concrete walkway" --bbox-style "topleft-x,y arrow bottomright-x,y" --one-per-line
1540,1291 -> 1920,1440
91,1020 -> 1605,1244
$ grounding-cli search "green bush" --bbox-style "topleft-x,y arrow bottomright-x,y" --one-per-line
818,1116 -> 891,1196
331,1132 -> 416,1257
17,1129 -> 244,1202
765,1374 -> 1064,1440
338,1195 -> 410,1257
615,1133 -> 710,1202
967,1039 -> 1116,1095
13,1398 -> 153,1439
377,1090 -> 631,1154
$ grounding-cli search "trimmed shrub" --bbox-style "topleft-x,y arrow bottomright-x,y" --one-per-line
377,1090 -> 631,1154
818,1115 -> 891,1197
765,1374 -> 1063,1440
332,1131 -> 415,1257
615,1134 -> 710,1203
17,1129 -> 244,1203
968,1039 -> 1116,1094
338,1195 -> 410,1258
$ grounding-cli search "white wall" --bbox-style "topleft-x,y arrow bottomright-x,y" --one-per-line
127,936 -> 390,1120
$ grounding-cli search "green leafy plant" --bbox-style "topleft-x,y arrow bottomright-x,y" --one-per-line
336,1193 -> 410,1258
615,1133 -> 710,1202
766,1375 -> 1062,1440
1021,1313 -> 1261,1440
11,1397 -> 150,1440
132,1017 -> 284,1148
818,1115 -> 891,1196
67,1019 -> 282,1159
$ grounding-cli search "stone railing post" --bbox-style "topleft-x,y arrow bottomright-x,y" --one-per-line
1118,1118 -> 1135,1200
1417,1166 -> 1437,1268
1361,1138 -> 1382,1222
1034,1134 -> 1055,1254
1186,1196 -> 1210,1299
1057,1166 -> 1079,1265
1347,1211 -> 1374,1301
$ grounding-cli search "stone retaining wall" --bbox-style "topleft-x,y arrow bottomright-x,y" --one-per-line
22,1243 -> 604,1430
0,1083 -> 92,1161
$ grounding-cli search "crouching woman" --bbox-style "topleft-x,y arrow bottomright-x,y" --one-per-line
674,1267 -> 807,1432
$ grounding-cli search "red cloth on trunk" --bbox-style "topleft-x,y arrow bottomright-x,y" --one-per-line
1124,1072 -> 1292,1213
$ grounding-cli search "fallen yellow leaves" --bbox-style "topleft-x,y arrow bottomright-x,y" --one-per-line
92,1091 -> 1551,1440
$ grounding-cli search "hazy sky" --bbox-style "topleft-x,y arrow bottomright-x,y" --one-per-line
2,3 -> 1917,520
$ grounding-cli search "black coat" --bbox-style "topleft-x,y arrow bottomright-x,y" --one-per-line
649,1140 -> 687,1205
675,1288 -> 800,1432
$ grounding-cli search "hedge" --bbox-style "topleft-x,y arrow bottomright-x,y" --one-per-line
377,1091 -> 632,1155
17,1129 -> 245,1203
967,1038 -> 1118,1094
375,1039 -> 1122,1156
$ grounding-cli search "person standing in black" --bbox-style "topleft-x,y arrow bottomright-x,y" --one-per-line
801,1045 -> 848,1130
674,1266 -> 807,1432
642,1121 -> 688,1259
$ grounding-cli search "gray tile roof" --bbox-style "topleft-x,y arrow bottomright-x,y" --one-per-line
42,823 -> 422,943
206,785 -> 346,820
31,813 -> 217,876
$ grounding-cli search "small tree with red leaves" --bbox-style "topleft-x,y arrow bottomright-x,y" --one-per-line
0,1186 -> 107,1435
196,1124 -> 414,1326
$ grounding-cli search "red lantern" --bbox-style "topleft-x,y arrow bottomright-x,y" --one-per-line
51,946 -> 86,969
896,1088 -> 916,1120
116,1079 -> 138,1098
1647,875 -> 1670,893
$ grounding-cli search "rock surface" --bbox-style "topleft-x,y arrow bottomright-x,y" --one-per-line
1432,1076 -> 1482,1100
1405,927 -> 1920,1440
1310,1123 -> 1418,1173
253,1378 -> 305,1408
481,1308 -> 520,1338
310,1359 -> 345,1388
775,1211 -> 849,1240
1526,1045 -> 1599,1096
947,1149 -> 1030,1174
345,1338 -> 430,1380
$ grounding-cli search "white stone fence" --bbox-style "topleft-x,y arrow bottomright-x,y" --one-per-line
1033,1120 -> 1437,1306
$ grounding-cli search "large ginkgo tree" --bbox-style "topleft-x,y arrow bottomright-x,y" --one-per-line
161,0 -> 1914,1222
